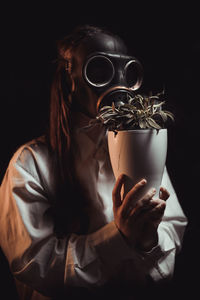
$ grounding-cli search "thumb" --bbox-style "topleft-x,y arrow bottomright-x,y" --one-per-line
112,174 -> 126,208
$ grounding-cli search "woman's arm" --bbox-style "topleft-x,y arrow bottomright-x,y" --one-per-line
0,145 -> 142,296
0,144 -> 187,296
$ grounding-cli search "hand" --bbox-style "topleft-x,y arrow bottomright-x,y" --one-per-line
112,174 -> 170,252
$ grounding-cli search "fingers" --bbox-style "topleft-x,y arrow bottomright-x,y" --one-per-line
112,174 -> 126,208
128,188 -> 157,218
159,187 -> 170,201
122,185 -> 156,219
137,199 -> 166,223
149,199 -> 166,216
121,178 -> 147,213
113,176 -> 170,218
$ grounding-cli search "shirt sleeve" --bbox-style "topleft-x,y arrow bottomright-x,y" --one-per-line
0,145 -> 148,296
0,144 -> 188,296
148,167 -> 188,280
0,146 -> 68,297
64,166 -> 188,287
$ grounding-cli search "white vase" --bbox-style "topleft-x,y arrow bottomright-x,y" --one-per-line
108,129 -> 167,201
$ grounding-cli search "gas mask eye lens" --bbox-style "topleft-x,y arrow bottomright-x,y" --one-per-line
84,55 -> 114,87
125,60 -> 143,90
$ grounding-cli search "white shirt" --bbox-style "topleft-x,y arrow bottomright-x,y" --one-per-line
0,124 -> 188,299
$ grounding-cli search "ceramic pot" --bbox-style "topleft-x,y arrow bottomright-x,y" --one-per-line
108,129 -> 167,201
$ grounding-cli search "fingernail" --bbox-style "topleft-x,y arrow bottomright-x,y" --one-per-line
151,188 -> 156,194
141,179 -> 147,185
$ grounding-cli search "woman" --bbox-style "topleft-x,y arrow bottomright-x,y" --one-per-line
0,25 -> 187,299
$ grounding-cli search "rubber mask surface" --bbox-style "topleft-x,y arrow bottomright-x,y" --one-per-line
68,32 -> 143,117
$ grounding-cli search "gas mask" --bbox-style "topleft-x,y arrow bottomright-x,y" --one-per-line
66,32 -> 143,117
83,51 -> 143,110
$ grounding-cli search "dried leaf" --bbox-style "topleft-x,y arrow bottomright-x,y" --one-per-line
164,111 -> 175,121
154,111 -> 168,122
146,118 -> 162,129
93,91 -> 174,131
139,119 -> 147,129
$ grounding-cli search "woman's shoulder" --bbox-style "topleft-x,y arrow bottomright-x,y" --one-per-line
11,135 -> 50,164
8,136 -> 55,188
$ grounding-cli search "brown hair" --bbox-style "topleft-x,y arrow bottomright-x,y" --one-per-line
48,25 -> 109,181
47,25 -> 114,236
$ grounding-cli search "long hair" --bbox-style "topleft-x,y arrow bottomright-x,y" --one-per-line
48,25 -> 107,182
47,25 -> 118,236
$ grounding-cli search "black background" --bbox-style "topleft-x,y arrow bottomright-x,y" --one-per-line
0,2 -> 200,298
